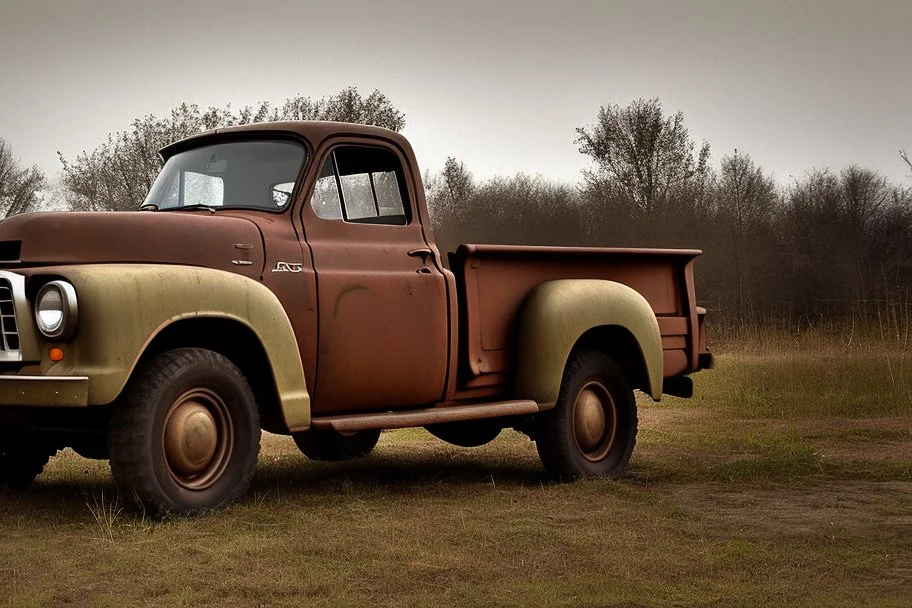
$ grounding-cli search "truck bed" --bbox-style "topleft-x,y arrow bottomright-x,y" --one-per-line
449,244 -> 709,396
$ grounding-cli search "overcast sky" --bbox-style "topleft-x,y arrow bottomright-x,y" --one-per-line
1,0 -> 910,188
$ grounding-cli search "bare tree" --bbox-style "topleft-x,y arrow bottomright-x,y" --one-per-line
712,150 -> 779,318
433,157 -> 474,212
840,165 -> 890,234
425,157 -> 477,255
576,98 -> 710,213
781,166 -> 895,312
901,149 -> 912,177
59,88 -> 405,211
0,138 -> 45,219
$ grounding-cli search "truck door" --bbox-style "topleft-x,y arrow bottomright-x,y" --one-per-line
301,142 -> 449,414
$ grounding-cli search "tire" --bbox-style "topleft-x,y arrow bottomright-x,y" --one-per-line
293,428 -> 380,461
0,444 -> 52,490
536,350 -> 638,480
107,348 -> 261,515
425,420 -> 502,448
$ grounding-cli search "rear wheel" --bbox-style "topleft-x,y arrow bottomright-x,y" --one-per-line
536,350 -> 637,480
108,348 -> 260,514
293,429 -> 380,461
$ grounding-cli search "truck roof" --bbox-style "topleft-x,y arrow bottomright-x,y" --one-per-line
160,121 -> 410,160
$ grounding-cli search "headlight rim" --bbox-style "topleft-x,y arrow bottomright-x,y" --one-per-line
35,280 -> 78,341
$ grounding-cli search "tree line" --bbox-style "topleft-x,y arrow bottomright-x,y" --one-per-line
58,87 -> 405,212
2,89 -> 911,330
1,87 -> 406,216
0,139 -> 45,218
426,98 -> 912,332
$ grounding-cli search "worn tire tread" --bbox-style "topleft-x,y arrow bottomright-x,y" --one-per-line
536,349 -> 638,481
108,348 -> 260,514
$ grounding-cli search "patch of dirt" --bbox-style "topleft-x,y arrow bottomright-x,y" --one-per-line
793,416 -> 912,437
637,403 -> 714,434
816,440 -> 912,464
663,480 -> 912,540
640,408 -> 912,463
793,417 -> 912,464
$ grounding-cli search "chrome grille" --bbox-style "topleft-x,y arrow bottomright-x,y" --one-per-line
0,279 -> 20,352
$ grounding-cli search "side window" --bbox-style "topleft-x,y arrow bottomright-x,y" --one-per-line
309,146 -> 408,225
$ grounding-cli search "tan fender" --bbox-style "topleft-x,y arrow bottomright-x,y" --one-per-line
37,264 -> 310,431
515,279 -> 663,406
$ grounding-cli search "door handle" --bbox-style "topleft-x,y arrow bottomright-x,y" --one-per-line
407,248 -> 434,274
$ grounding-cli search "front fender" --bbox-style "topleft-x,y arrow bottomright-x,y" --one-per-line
34,264 -> 310,431
515,279 -> 663,407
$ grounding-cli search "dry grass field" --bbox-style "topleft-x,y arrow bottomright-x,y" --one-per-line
1,336 -> 910,607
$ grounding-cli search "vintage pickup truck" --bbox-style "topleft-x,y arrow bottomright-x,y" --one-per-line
0,122 -> 712,513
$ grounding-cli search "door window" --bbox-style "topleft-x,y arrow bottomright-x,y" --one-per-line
310,146 -> 408,225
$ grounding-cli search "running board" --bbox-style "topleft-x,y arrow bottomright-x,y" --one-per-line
310,400 -> 542,433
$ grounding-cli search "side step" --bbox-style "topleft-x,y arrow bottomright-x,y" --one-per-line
310,400 -> 542,433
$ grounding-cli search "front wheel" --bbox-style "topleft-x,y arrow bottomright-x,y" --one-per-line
535,350 -> 638,480
108,348 -> 260,514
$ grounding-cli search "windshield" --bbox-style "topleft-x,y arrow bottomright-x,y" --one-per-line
143,140 -> 306,211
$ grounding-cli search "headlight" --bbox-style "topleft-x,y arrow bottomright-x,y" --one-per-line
35,281 -> 78,340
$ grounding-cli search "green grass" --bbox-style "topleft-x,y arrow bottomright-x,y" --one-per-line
1,344 -> 911,607
694,350 -> 912,418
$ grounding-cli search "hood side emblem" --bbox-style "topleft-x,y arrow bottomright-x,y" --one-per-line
273,261 -> 304,273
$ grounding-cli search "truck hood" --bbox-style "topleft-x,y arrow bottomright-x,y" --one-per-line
0,211 -> 265,276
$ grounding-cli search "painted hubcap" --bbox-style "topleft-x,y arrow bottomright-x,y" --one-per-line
165,401 -> 218,476
572,381 -> 617,461
574,389 -> 606,450
162,388 -> 232,490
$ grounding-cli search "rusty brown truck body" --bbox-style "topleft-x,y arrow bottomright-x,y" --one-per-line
0,122 -> 712,513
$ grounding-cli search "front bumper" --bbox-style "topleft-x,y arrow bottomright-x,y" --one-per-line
0,375 -> 89,407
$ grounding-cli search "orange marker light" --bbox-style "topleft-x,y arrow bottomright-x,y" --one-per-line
49,348 -> 64,362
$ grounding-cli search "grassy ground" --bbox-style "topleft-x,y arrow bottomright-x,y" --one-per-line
1,347 -> 910,607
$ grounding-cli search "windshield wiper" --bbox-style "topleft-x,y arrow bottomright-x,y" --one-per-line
139,203 -> 158,211
166,204 -> 218,214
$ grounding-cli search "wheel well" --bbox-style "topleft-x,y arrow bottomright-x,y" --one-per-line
572,325 -> 649,393
135,318 -> 287,434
